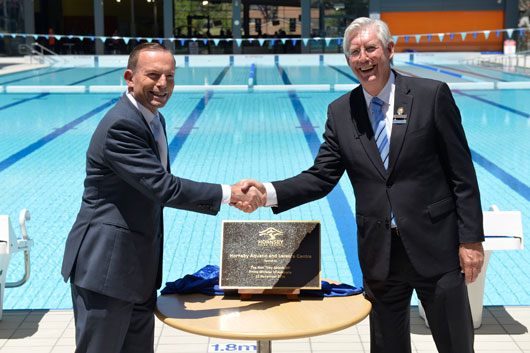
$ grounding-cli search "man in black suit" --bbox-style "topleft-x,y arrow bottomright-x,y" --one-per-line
239,17 -> 484,353
61,43 -> 264,353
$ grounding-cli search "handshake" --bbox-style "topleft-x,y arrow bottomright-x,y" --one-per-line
229,179 -> 266,213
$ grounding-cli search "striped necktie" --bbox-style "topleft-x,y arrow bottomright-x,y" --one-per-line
371,97 -> 396,226
150,113 -> 168,170
370,97 -> 389,170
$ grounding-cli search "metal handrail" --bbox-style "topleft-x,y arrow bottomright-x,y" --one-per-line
31,42 -> 59,56
5,209 -> 32,288
18,43 -> 58,65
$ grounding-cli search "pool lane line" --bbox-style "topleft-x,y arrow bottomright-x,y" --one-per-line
327,65 -> 360,83
0,68 -> 125,112
0,97 -> 119,173
277,63 -> 363,286
471,150 -> 530,203
453,90 -> 529,119
434,64 -> 508,82
0,67 -> 74,85
394,68 -> 530,119
0,93 -> 49,112
167,66 -> 229,162
69,67 -> 124,85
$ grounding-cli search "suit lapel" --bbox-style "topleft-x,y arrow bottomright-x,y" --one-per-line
387,73 -> 413,175
349,88 -> 387,178
121,94 -> 164,164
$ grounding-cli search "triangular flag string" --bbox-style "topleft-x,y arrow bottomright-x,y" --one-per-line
3,28 -> 529,51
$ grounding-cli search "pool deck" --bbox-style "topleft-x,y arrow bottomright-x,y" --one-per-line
0,306 -> 528,353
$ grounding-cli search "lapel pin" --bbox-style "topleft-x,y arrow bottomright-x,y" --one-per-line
393,107 -> 408,124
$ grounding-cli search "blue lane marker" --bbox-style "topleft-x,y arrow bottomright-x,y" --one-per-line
212,66 -> 230,85
277,64 -> 363,286
0,67 -> 74,85
327,65 -> 360,83
471,149 -> 530,202
69,67 -> 123,85
0,97 -> 118,173
168,66 -> 230,162
0,93 -> 49,112
454,90 -> 530,119
168,91 -> 213,161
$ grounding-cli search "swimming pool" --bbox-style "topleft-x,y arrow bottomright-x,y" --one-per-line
1,55 -> 529,310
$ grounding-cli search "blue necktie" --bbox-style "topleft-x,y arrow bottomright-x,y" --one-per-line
150,113 -> 168,170
371,97 -> 396,226
370,97 -> 389,170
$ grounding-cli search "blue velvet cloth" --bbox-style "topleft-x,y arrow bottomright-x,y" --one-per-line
161,265 -> 363,297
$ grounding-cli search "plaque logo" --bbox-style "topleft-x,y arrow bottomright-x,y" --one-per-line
258,227 -> 284,246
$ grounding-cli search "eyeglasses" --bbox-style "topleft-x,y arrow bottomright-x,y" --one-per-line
348,45 -> 380,58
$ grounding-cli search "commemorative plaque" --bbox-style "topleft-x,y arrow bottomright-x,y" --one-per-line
220,221 -> 321,290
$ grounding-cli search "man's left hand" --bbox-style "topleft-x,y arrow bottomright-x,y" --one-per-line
459,242 -> 484,285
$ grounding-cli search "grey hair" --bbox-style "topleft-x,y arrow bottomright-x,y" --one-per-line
343,17 -> 393,56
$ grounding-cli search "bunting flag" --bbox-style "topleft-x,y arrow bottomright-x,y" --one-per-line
2,28 -> 529,49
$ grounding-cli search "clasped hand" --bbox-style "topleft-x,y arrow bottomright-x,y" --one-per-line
230,179 -> 266,213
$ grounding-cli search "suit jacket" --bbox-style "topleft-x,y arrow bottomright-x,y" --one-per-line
272,71 -> 484,281
61,94 -> 222,303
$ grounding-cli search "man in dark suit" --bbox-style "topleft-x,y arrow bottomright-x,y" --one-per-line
61,43 -> 264,353
239,17 -> 484,353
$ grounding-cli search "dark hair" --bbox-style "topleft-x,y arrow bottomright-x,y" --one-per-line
127,43 -> 173,70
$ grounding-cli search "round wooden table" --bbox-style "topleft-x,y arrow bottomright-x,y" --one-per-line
155,287 -> 371,353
